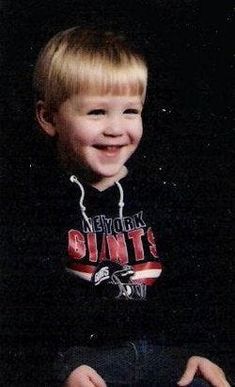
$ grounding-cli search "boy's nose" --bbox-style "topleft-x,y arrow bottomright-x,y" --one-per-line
103,118 -> 124,137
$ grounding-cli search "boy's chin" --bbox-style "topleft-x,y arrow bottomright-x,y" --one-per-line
77,166 -> 128,190
58,155 -> 127,186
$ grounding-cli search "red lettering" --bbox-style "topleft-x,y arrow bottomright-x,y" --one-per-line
147,227 -> 158,258
68,228 -> 152,264
128,229 -> 144,260
87,233 -> 98,262
106,233 -> 128,264
68,230 -> 86,259
99,234 -> 107,261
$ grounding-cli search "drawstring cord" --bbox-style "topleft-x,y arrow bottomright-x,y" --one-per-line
70,175 -> 125,232
115,181 -> 124,220
70,175 -> 93,232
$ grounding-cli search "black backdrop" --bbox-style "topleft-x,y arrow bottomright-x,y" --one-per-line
1,0 -> 234,381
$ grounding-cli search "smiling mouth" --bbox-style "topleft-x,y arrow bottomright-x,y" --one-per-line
93,144 -> 125,157
94,145 -> 123,150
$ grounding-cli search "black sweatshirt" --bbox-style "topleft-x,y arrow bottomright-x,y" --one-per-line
0,158 -> 219,385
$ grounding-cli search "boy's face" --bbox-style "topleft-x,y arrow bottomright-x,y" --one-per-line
46,93 -> 143,185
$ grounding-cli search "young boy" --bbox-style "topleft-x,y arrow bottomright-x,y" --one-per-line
32,27 -> 229,386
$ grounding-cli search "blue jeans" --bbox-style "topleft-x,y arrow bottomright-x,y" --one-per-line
56,339 -> 210,386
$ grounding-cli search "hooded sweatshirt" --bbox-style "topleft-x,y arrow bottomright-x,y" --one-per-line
2,156 -> 212,350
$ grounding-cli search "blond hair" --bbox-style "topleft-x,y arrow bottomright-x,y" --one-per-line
33,27 -> 148,112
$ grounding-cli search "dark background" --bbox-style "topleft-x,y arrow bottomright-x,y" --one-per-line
1,0 -> 234,382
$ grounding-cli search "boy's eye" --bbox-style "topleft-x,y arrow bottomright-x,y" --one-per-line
87,109 -> 106,115
124,109 -> 140,114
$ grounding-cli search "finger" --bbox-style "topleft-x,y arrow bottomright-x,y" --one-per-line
64,373 -> 93,387
208,373 -> 231,387
90,374 -> 107,387
193,359 -> 230,387
217,378 -> 231,387
177,357 -> 199,386
64,365 -> 107,387
88,368 -> 107,387
178,357 -> 231,387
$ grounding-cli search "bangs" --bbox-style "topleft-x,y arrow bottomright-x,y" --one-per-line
66,55 -> 147,98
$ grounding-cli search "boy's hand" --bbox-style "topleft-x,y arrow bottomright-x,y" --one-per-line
177,356 -> 231,387
64,365 -> 107,387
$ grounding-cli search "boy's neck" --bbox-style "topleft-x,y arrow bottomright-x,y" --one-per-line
59,155 -> 128,191
56,145 -> 128,191
91,166 -> 128,191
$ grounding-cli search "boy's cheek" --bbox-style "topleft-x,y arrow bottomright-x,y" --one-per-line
137,126 -> 143,141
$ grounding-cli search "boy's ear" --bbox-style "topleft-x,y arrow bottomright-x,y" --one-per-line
36,101 -> 56,137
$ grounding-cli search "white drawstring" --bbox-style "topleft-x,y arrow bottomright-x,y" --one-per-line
115,181 -> 124,220
70,175 -> 125,231
70,175 -> 93,232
